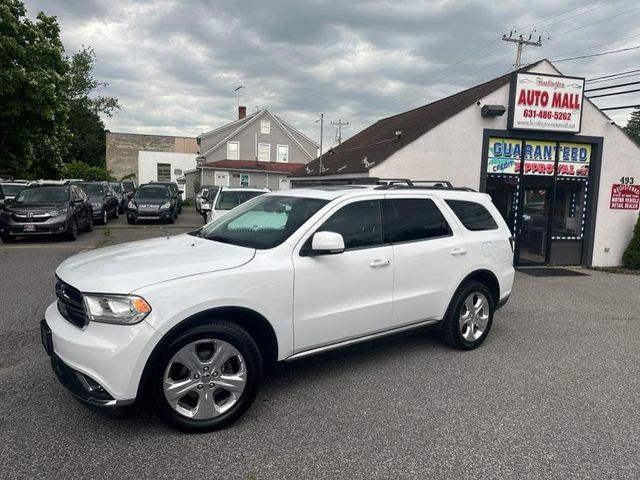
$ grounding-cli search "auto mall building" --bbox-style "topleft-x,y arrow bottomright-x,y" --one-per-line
292,59 -> 640,267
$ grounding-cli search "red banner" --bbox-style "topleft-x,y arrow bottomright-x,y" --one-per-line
610,184 -> 640,210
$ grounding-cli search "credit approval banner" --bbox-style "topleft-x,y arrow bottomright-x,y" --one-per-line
508,72 -> 585,133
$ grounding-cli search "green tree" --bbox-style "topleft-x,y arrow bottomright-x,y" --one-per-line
622,213 -> 640,270
63,47 -> 119,168
0,0 -> 70,179
623,107 -> 640,145
62,161 -> 113,181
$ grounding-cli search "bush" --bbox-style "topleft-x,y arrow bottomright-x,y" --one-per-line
62,161 -> 113,181
622,213 -> 640,270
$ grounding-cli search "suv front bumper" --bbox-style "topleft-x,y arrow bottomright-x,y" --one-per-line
42,301 -> 162,408
0,215 -> 69,236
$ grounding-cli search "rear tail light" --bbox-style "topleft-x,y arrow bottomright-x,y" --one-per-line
508,236 -> 515,253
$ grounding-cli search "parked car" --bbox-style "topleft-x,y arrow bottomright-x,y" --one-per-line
0,183 -> 93,242
195,186 -> 217,213
201,186 -> 269,223
109,182 -> 128,213
122,181 -> 138,200
125,184 -> 178,224
150,181 -> 183,215
0,180 -> 31,201
42,184 -> 515,432
77,182 -> 119,225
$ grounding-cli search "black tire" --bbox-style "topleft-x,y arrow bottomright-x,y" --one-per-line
100,208 -> 108,225
166,213 -> 175,224
127,216 -> 135,225
84,214 -> 94,232
113,206 -> 119,219
1,234 -> 15,243
65,216 -> 79,241
151,320 -> 262,433
441,280 -> 494,350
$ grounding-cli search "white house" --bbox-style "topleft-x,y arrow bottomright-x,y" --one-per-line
138,151 -> 198,198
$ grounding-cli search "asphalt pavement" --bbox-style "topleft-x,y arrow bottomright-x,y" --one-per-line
1,209 -> 639,479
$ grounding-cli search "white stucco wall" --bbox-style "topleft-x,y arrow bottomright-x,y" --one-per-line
372,60 -> 640,266
138,151 -> 198,198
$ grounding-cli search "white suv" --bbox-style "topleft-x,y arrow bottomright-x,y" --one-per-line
201,186 -> 270,223
41,185 -> 514,432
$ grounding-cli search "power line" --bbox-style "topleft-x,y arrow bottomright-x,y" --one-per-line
587,88 -> 640,99
552,5 -> 640,40
587,72 -> 640,84
587,69 -> 640,83
585,80 -> 640,92
552,45 -> 640,63
551,33 -> 640,59
600,104 -> 640,111
502,32 -> 543,69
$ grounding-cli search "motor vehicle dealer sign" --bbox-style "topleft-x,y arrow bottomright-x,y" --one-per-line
610,184 -> 640,210
508,72 -> 585,133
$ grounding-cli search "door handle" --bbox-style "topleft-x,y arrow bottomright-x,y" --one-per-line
369,258 -> 391,268
451,248 -> 467,256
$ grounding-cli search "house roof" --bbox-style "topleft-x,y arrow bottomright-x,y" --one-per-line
293,61 -> 545,177
198,109 -> 319,160
201,159 -> 307,174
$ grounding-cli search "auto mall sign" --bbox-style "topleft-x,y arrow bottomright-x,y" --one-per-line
508,72 -> 585,133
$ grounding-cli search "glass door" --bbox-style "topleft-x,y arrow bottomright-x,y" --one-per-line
517,177 -> 553,265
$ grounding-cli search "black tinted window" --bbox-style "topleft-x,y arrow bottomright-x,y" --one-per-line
445,200 -> 498,231
318,200 -> 383,250
385,199 -> 451,243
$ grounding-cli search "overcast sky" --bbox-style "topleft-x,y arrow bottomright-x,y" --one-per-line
23,0 -> 640,147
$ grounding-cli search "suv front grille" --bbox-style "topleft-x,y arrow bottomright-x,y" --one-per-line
56,278 -> 87,328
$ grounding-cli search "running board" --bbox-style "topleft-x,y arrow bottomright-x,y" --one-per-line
285,319 -> 440,362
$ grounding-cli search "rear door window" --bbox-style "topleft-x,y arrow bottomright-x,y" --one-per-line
445,200 -> 498,231
384,198 -> 451,243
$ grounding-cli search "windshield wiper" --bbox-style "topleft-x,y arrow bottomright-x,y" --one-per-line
204,234 -> 244,246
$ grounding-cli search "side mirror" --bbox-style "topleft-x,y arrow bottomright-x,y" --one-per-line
179,190 -> 184,194
311,231 -> 345,255
73,198 -> 84,204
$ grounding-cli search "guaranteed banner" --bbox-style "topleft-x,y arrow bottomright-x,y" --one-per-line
487,138 -> 590,177
508,72 -> 585,133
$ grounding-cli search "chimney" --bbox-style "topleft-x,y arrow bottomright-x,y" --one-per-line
238,105 -> 246,119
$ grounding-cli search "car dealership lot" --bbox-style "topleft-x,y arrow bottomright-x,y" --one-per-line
1,211 -> 638,479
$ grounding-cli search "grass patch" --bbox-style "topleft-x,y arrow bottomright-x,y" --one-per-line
588,266 -> 640,276
103,227 -> 112,237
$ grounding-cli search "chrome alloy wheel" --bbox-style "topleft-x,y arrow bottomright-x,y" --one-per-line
459,292 -> 490,342
163,339 -> 247,420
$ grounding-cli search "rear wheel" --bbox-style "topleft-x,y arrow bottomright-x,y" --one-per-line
113,206 -> 119,219
441,280 -> 494,350
151,321 -> 262,432
65,216 -> 78,241
0,234 -> 15,243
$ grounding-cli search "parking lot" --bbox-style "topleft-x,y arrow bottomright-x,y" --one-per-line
1,208 -> 639,480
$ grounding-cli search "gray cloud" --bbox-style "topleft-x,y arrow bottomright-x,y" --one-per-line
23,0 -> 640,143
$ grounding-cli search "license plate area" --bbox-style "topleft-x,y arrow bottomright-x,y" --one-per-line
24,224 -> 36,232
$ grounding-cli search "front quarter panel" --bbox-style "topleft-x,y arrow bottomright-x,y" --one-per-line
134,246 -> 295,360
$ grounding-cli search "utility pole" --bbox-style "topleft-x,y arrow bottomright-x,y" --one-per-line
316,114 -> 324,174
502,31 -> 542,70
330,119 -> 349,144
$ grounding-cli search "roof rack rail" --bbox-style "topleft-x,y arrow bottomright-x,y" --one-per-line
374,185 -> 476,192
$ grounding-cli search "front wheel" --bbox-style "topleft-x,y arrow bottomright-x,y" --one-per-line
441,281 -> 494,350
151,321 -> 262,433
113,206 -> 119,219
65,216 -> 78,241
100,208 -> 108,225
84,214 -> 94,232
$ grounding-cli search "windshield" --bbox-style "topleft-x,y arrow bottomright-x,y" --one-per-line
135,187 -> 169,200
197,195 -> 328,249
79,184 -> 104,196
122,182 -> 135,190
14,187 -> 69,204
205,187 -> 220,200
110,183 -> 122,193
1,184 -> 27,196
215,191 -> 265,210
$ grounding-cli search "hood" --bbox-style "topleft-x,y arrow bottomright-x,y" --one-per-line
56,234 -> 255,294
88,195 -> 105,203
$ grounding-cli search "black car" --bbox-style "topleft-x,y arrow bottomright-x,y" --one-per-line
125,184 -> 177,224
0,184 -> 93,242
122,180 -> 138,200
109,182 -> 128,213
78,182 -> 120,225
150,181 -> 183,214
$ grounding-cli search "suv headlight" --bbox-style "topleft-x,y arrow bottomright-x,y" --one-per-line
160,201 -> 171,210
127,201 -> 136,209
83,294 -> 152,325
47,208 -> 67,217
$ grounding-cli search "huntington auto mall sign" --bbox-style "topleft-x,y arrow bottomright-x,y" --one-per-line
509,72 -> 585,133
